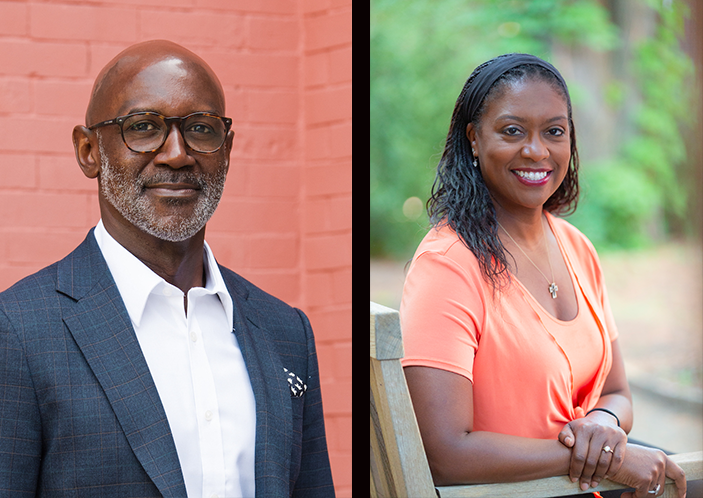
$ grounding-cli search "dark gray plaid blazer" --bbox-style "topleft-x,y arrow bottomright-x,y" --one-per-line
0,230 -> 334,497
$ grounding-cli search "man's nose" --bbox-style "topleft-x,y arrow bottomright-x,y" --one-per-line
155,123 -> 196,169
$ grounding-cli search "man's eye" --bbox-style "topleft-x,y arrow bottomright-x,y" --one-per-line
129,121 -> 160,132
187,123 -> 215,135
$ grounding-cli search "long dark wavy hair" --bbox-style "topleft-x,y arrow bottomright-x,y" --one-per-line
427,57 -> 580,291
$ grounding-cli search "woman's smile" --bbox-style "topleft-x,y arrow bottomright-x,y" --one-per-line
512,169 -> 553,186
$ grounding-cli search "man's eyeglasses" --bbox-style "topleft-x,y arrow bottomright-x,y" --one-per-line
88,112 -> 233,154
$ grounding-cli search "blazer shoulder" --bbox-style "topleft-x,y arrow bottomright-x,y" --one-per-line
0,229 -> 106,316
0,262 -> 60,312
0,260 -> 67,348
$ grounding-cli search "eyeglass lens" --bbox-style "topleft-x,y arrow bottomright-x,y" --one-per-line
122,113 -> 227,153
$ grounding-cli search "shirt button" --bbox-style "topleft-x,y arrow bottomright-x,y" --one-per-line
210,494 -> 219,498
205,410 -> 213,421
190,331 -> 197,342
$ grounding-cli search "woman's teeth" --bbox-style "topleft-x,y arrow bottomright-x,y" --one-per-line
515,170 -> 549,181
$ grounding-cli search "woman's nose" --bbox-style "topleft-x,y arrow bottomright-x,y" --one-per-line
521,134 -> 550,162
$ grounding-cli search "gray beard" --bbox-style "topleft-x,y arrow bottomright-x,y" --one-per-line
97,134 -> 227,242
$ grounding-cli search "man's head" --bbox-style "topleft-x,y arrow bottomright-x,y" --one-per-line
73,40 -> 234,243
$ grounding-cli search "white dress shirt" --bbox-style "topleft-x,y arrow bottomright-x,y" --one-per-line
94,221 -> 256,498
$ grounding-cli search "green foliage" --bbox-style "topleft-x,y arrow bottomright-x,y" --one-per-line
370,0 -> 697,258
568,159 -> 661,249
569,1 -> 695,249
632,2 -> 694,223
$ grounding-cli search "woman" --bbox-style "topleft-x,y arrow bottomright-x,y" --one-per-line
400,53 -> 686,498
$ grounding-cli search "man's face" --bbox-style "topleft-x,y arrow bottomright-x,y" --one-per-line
97,133 -> 227,243
93,57 -> 231,242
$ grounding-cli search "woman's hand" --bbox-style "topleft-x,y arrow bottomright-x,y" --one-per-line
558,410 -> 628,491
607,443 -> 686,498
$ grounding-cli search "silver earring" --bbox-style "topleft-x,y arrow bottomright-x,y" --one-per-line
473,157 -> 478,168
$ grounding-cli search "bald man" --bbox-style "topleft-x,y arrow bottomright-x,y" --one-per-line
0,40 -> 334,498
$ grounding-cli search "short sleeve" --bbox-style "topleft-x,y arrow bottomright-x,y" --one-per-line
399,250 -> 486,383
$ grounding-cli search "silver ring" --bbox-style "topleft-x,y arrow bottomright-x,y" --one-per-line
602,445 -> 613,454
647,483 -> 661,494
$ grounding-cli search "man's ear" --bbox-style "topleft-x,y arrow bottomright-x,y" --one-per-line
222,129 -> 235,174
72,125 -> 100,179
224,129 -> 234,155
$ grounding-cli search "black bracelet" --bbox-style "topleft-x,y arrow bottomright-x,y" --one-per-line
586,408 -> 620,427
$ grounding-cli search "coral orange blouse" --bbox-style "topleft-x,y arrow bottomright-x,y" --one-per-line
400,212 -> 618,439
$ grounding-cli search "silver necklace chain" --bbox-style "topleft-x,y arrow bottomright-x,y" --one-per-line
497,217 -> 559,299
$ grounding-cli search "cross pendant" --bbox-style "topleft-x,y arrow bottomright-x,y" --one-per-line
548,282 -> 558,299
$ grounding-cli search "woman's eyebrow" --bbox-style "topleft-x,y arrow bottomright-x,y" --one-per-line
496,114 -> 568,123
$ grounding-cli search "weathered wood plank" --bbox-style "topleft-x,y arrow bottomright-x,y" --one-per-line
371,301 -> 404,360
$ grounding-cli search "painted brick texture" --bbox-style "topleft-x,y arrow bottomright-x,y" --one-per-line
0,1 -> 352,496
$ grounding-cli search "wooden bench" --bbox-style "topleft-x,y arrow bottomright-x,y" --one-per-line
370,301 -> 703,497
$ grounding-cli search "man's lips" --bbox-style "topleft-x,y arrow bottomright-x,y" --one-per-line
512,169 -> 552,186
145,183 -> 201,197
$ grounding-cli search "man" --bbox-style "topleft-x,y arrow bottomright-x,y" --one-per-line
0,40 -> 334,498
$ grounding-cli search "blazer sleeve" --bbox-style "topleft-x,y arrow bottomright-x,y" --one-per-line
0,309 -> 41,496
292,308 -> 335,498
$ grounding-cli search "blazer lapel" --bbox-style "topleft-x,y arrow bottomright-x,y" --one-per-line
58,232 -> 187,498
223,271 -> 293,498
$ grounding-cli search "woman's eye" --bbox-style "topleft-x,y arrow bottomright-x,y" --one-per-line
547,127 -> 565,137
503,126 -> 522,136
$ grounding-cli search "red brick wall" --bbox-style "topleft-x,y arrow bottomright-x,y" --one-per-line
0,1 -> 352,495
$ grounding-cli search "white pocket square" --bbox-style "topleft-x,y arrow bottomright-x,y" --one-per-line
284,367 -> 307,397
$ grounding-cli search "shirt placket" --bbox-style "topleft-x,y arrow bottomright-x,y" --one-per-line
182,292 -> 227,498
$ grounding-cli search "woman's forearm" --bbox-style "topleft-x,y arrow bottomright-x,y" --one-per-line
429,430 -> 572,485
596,340 -> 633,434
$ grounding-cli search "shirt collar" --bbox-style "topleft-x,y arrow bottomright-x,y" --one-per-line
93,220 -> 233,329
201,236 -> 234,328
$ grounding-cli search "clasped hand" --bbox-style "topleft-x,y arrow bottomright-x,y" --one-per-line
558,411 -> 627,491
558,413 -> 686,497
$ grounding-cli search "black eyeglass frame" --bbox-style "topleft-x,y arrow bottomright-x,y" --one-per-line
88,111 -> 233,154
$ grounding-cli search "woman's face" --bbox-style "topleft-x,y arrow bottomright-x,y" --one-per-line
467,78 -> 571,216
